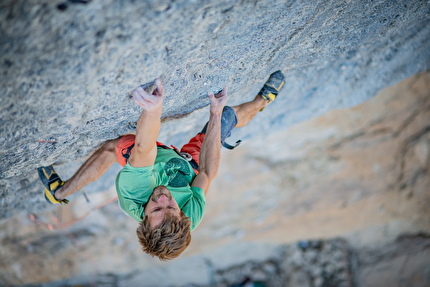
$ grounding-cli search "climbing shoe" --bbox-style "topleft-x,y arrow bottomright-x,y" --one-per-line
258,70 -> 285,111
37,165 -> 69,205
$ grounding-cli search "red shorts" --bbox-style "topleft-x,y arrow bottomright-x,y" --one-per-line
116,133 -> 206,173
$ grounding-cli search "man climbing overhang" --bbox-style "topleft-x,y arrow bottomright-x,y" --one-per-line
37,71 -> 285,260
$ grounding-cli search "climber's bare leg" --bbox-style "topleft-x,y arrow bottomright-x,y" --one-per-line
55,138 -> 120,200
232,95 -> 269,128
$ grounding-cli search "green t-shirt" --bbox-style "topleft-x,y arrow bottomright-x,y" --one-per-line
115,147 -> 205,231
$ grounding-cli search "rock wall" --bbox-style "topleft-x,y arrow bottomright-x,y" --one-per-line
0,70 -> 429,286
5,235 -> 430,286
1,0 -> 430,218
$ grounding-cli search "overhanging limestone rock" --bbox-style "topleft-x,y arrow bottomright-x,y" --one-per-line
0,0 -> 429,218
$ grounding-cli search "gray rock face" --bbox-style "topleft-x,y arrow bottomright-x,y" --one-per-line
9,235 -> 429,286
0,0 -> 429,218
212,239 -> 352,287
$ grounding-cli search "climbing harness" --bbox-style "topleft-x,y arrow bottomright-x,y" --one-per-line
121,143 -> 199,171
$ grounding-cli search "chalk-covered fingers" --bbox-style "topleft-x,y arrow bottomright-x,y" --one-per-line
152,78 -> 164,96
132,78 -> 164,112
208,85 -> 228,115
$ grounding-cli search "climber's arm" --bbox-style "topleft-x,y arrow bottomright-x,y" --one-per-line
191,87 -> 228,196
129,79 -> 164,168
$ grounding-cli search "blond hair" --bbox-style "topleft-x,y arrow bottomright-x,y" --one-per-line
136,211 -> 191,260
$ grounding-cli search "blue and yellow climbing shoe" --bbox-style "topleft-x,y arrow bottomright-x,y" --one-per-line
37,165 -> 69,205
258,70 -> 285,111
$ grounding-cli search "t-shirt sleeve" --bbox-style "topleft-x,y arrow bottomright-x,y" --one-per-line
181,186 -> 206,231
116,163 -> 157,221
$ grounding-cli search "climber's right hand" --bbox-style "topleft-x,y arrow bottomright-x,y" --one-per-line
208,85 -> 228,116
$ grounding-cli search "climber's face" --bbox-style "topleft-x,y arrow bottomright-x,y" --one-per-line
144,185 -> 181,228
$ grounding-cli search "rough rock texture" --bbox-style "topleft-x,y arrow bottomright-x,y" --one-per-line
352,234 -> 430,287
5,235 -> 430,286
1,0 -> 430,218
0,71 -> 429,286
203,235 -> 430,287
212,239 -> 352,287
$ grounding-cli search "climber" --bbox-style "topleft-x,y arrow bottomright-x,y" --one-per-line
37,70 -> 285,260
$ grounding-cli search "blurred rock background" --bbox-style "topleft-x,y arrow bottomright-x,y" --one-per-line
0,0 -> 429,286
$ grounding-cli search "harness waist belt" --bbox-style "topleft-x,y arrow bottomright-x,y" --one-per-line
121,143 -> 199,171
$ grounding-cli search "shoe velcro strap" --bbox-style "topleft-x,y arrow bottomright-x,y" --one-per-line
47,173 -> 60,184
49,181 -> 60,191
273,81 -> 284,90
261,85 -> 280,96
